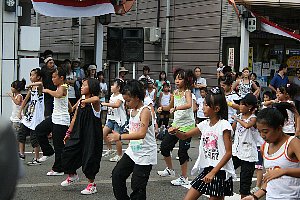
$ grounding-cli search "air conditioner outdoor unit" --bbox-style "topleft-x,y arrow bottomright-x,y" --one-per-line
144,27 -> 161,43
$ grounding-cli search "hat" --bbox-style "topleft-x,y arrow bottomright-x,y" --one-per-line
88,65 -> 97,70
119,67 -> 129,73
234,93 -> 257,105
44,57 -> 53,63
72,58 -> 81,63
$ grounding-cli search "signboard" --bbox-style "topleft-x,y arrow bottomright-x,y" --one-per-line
287,56 -> 300,68
253,62 -> 262,76
248,47 -> 253,71
228,48 -> 234,68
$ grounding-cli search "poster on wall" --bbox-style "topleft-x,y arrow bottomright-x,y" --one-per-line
262,68 -> 271,76
270,59 -> 276,70
228,48 -> 234,68
253,62 -> 262,76
257,76 -> 268,87
263,63 -> 270,69
248,47 -> 253,71
287,56 -> 300,68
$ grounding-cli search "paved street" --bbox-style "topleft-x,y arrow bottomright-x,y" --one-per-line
13,138 -> 262,200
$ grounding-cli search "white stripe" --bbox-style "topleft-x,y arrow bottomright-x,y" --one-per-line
261,22 -> 300,42
32,2 -> 114,17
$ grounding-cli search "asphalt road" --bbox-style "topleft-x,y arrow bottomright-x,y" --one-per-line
13,138 -> 263,200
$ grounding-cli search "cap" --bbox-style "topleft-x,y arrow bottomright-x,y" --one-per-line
88,65 -> 97,70
44,57 -> 53,63
119,67 -> 129,73
234,93 -> 257,105
72,58 -> 81,63
147,79 -> 154,84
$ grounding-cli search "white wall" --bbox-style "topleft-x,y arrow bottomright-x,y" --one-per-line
0,3 -> 18,119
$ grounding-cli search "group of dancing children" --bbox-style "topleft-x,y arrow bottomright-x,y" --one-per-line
8,66 -> 300,200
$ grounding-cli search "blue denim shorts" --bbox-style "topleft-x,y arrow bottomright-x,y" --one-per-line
105,119 -> 125,134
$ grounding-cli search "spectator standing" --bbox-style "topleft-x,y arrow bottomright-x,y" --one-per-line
72,59 -> 85,100
118,66 -> 129,82
292,68 -> 300,113
97,71 -> 108,124
269,63 -> 289,95
64,59 -> 77,106
193,67 -> 207,100
41,57 -> 57,117
138,65 -> 151,81
232,67 -> 260,98
87,65 -> 97,79
155,71 -> 170,104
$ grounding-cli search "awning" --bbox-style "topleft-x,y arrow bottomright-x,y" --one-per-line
235,0 -> 300,7
31,0 -> 115,17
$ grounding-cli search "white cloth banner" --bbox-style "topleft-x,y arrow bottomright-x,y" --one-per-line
31,0 -> 114,17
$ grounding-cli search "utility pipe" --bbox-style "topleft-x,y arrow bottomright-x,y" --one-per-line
164,0 -> 170,74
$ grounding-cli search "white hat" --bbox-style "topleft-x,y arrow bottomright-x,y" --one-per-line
119,67 -> 129,73
44,57 -> 53,63
88,65 -> 97,70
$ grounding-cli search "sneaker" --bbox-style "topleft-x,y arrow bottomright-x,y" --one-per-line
46,170 -> 64,176
157,167 -> 175,177
251,186 -> 260,194
171,176 -> 189,186
19,153 -> 25,160
27,158 -> 41,166
38,154 -> 54,162
109,155 -> 121,162
81,183 -> 97,195
61,175 -> 79,186
102,149 -> 116,158
175,156 -> 179,160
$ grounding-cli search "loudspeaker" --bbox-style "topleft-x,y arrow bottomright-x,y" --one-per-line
107,27 -> 122,61
122,28 -> 144,62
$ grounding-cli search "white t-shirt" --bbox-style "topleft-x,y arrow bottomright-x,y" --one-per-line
107,93 -> 127,126
125,106 -> 157,165
160,92 -> 171,107
193,77 -> 207,100
192,119 -> 236,180
225,91 -> 240,124
283,100 -> 295,134
232,114 -> 258,162
66,72 -> 76,99
196,96 -> 206,119
10,94 -> 23,123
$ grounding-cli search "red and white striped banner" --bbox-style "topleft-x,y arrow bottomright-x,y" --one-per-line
31,0 -> 115,17
259,17 -> 300,42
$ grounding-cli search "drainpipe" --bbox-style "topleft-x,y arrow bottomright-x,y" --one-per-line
164,0 -> 170,74
78,17 -> 82,59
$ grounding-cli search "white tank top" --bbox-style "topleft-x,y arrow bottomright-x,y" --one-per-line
172,90 -> 195,128
161,92 -> 171,106
22,88 -> 45,130
10,94 -> 23,123
125,105 -> 157,165
52,84 -> 70,126
263,136 -> 300,199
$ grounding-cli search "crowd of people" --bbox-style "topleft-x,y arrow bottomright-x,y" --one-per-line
7,51 -> 300,200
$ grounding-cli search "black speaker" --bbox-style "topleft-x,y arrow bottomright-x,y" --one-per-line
121,28 -> 144,62
107,27 -> 122,61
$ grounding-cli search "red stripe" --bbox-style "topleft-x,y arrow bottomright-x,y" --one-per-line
32,0 -> 111,7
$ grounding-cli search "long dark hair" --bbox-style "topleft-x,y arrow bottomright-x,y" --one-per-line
122,79 -> 144,101
158,71 -> 167,81
11,79 -> 26,92
173,68 -> 195,90
257,102 -> 295,129
205,86 -> 228,120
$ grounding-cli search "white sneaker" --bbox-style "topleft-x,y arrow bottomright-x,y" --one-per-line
46,170 -> 64,176
171,176 -> 189,186
61,175 -> 79,186
109,155 -> 121,162
102,149 -> 116,158
38,154 -> 54,162
157,167 -> 175,177
81,183 -> 97,195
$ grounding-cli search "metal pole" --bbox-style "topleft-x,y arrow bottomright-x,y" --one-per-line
117,61 -> 120,78
164,0 -> 170,74
133,62 -> 136,79
95,18 -> 104,71
78,17 -> 82,59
